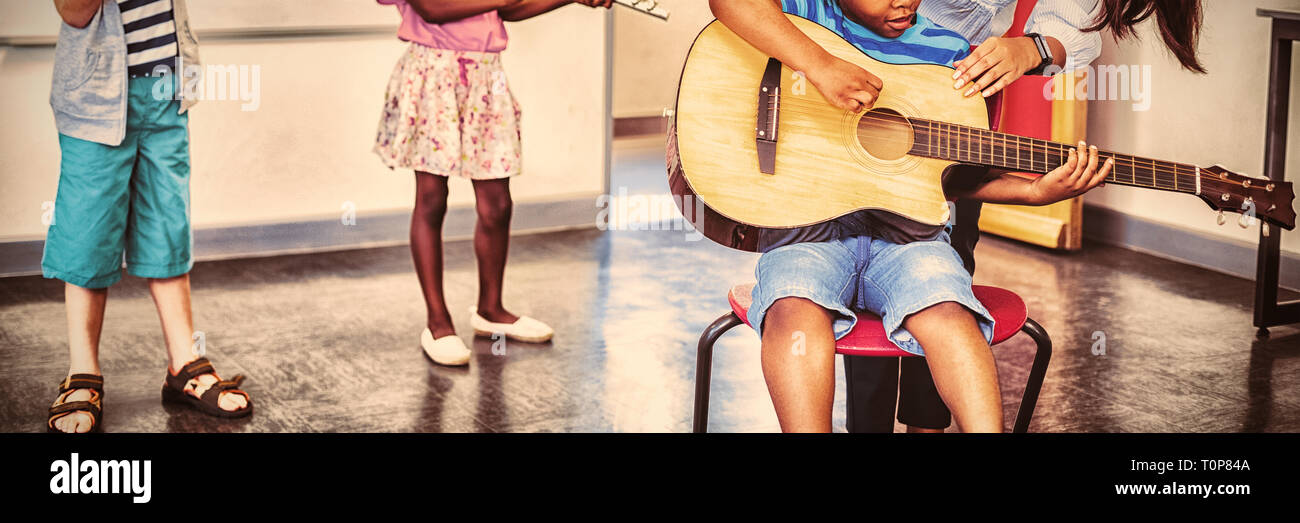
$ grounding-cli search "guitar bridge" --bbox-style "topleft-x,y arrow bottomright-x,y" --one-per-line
756,58 -> 782,175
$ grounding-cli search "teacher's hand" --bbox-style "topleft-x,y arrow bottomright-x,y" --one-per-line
951,36 -> 1042,98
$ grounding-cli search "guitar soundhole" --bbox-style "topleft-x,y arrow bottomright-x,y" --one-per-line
856,108 -> 913,161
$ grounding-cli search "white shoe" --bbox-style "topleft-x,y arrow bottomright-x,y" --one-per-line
420,328 -> 471,366
469,308 -> 554,343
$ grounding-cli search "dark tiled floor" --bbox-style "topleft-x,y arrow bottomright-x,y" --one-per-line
2,139 -> 1297,433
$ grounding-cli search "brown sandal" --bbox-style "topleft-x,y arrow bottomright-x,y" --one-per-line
161,357 -> 253,418
48,374 -> 104,433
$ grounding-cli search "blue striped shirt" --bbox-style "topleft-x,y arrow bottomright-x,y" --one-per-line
781,0 -> 971,67
119,0 -> 178,77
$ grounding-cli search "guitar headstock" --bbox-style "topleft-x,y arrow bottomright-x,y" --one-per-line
1198,165 -> 1296,231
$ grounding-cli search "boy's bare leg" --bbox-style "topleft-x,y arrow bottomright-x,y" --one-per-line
902,302 -> 1002,432
149,274 -> 246,411
54,283 -> 108,433
906,426 -> 944,433
760,297 -> 838,433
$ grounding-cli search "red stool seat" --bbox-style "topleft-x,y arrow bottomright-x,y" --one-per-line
727,284 -> 1028,357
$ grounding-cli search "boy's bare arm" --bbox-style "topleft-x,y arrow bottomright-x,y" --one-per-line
53,0 -> 100,29
406,0 -> 521,24
952,141 -> 1114,205
709,0 -> 882,111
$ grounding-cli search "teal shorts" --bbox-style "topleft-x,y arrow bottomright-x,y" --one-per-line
42,77 -> 193,289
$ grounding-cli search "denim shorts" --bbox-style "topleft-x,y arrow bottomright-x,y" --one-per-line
42,77 -> 193,289
748,230 -> 995,356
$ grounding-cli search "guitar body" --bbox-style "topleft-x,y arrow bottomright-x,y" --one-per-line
668,14 -> 1295,251
671,15 -> 984,249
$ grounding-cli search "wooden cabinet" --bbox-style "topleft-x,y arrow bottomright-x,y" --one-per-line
979,71 -> 1089,250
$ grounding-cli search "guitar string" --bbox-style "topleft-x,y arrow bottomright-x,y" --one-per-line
764,105 -> 1195,190
769,125 -> 1185,191
909,120 -> 1190,188
764,95 -> 1198,189
772,105 -> 1197,190
774,101 -> 1196,180
773,96 -> 1196,179
772,99 -> 1188,174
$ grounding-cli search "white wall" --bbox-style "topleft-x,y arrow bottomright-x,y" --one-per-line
0,1 -> 609,240
612,0 -> 714,118
1085,0 -> 1300,257
614,0 -> 1300,261
0,0 -> 399,39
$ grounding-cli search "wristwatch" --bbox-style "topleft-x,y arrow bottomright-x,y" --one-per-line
1023,33 -> 1055,76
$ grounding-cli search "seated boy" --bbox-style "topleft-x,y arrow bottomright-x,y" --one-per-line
710,0 -> 1112,432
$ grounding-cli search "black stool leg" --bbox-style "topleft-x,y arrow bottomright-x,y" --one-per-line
1012,317 -> 1052,433
694,312 -> 745,433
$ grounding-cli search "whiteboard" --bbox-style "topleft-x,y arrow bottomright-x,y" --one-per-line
0,0 -> 400,41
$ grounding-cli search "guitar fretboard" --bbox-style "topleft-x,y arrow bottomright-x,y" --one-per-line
903,117 -> 1199,194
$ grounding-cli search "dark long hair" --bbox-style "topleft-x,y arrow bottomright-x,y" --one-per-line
1086,0 -> 1206,73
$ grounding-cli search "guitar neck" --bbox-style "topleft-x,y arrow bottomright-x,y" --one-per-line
906,117 -> 1200,195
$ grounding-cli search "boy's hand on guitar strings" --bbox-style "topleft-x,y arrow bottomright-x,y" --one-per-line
1027,141 -> 1114,205
952,36 -> 1040,98
807,55 -> 884,112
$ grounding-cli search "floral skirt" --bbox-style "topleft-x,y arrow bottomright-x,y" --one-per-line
373,44 -> 522,179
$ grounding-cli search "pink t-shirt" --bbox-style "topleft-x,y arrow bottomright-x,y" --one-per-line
378,0 -> 508,52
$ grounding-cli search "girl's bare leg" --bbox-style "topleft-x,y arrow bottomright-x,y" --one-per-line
469,178 -> 519,324
411,172 -> 456,338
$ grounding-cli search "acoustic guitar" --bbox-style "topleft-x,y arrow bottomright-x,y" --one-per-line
667,14 -> 1295,252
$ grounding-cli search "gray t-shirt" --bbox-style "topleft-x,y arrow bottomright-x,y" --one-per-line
755,165 -> 995,252
756,209 -> 948,252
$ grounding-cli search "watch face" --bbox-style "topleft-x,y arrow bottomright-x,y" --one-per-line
1032,34 -> 1052,72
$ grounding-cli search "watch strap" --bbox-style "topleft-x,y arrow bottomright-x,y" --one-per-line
1024,32 -> 1054,76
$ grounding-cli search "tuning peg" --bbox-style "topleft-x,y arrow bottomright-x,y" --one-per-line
1263,224 -> 1271,238
1216,210 -> 1226,225
1238,213 -> 1256,228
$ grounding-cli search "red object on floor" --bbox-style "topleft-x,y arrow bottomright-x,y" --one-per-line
727,283 -> 1029,357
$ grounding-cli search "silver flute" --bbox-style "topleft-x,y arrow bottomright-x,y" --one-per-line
613,0 -> 670,20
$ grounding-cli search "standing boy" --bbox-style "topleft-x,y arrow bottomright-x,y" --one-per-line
46,0 -> 250,433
